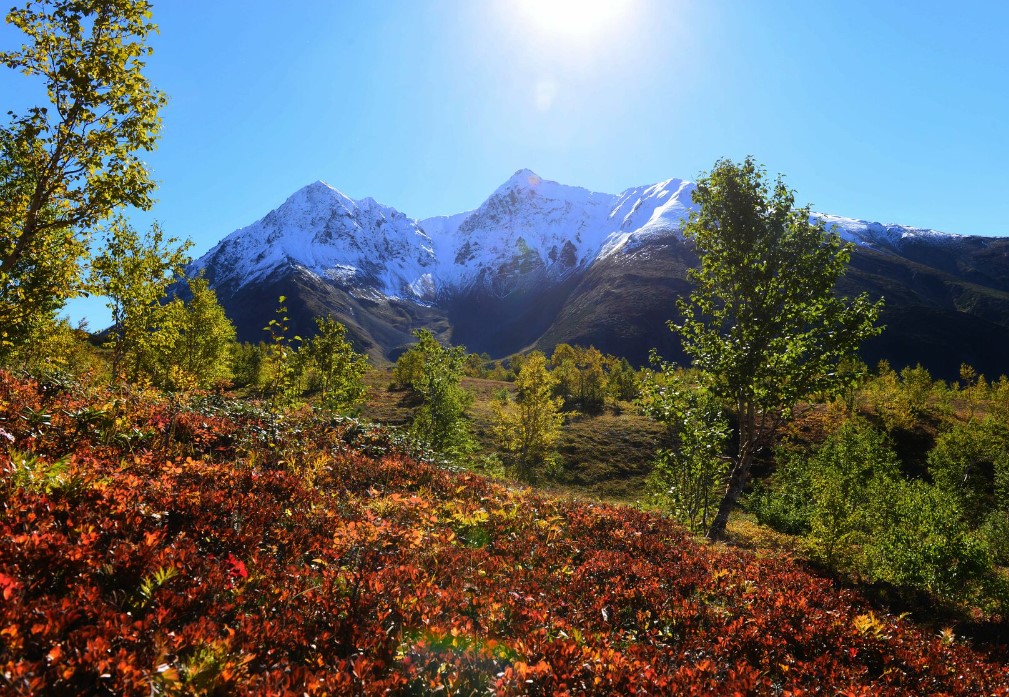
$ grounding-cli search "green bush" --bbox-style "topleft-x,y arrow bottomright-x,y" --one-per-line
748,450 -> 815,535
861,478 -> 990,602
927,416 -> 1009,527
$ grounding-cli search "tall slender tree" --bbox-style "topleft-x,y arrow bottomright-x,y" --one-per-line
670,157 -> 882,540
89,217 -> 190,385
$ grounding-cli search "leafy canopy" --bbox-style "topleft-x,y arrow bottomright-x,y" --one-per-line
397,329 -> 474,460
89,217 -> 191,386
0,0 -> 166,346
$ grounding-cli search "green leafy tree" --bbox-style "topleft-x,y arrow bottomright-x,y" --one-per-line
605,356 -> 639,403
0,0 -> 165,349
89,218 -> 190,385
958,363 -> 988,423
0,130 -> 83,352
169,276 -> 236,389
670,157 -> 882,540
641,364 -> 730,534
493,351 -> 564,482
551,343 -> 607,411
394,343 -> 426,389
303,315 -> 369,414
399,329 -> 474,459
230,342 -> 265,389
462,351 -> 489,379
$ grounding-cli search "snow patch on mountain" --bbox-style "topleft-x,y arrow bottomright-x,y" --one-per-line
421,169 -> 619,291
817,214 -> 966,249
598,178 -> 696,258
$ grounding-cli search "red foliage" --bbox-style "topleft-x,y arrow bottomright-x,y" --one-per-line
1,369 -> 1008,695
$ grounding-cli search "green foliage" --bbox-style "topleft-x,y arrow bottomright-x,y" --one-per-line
399,329 -> 474,459
550,343 -> 607,411
641,366 -> 729,534
605,356 -> 640,403
755,418 -> 1000,606
0,128 -> 84,351
1,315 -> 104,382
978,510 -> 1009,567
0,0 -> 165,350
89,218 -> 191,386
748,451 -> 816,536
752,421 -> 901,566
958,363 -> 988,422
393,343 -> 426,389
861,478 -> 990,602
861,361 -> 952,432
1,450 -> 81,498
302,315 -> 370,414
493,351 -> 564,482
462,352 -> 491,379
671,156 -> 883,539
927,416 -> 1009,526
262,297 -> 302,408
805,422 -> 901,567
230,342 -> 265,389
485,360 -> 513,382
168,276 -> 236,389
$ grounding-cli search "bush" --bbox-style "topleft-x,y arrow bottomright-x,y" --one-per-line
751,421 -> 899,565
861,478 -> 991,603
927,416 -> 1009,527
748,450 -> 815,535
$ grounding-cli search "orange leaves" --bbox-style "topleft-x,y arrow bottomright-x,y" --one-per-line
1,370 -> 1009,695
0,571 -> 20,600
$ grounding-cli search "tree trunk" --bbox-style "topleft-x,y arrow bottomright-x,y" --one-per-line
705,454 -> 751,541
706,406 -> 755,541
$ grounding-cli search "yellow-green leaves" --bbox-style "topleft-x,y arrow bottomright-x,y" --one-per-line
1,0 -> 166,352
493,351 -> 564,483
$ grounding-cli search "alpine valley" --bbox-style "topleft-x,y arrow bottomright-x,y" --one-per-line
190,170 -> 1009,380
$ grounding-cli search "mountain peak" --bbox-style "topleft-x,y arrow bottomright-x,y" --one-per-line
296,179 -> 338,195
497,168 -> 544,192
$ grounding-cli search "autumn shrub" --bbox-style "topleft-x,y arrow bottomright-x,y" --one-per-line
2,370 -> 1009,695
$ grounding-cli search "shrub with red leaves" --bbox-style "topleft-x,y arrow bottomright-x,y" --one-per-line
1,369 -> 1008,695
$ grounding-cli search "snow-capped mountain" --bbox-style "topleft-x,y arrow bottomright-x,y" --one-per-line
423,169 -> 618,292
193,170 -> 968,305
190,169 -> 1009,379
190,180 -> 438,302
193,170 -> 701,301
819,214 -> 967,250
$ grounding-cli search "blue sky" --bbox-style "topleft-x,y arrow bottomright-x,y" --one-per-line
3,0 -> 1008,326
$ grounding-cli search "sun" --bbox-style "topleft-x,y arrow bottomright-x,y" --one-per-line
516,0 -> 632,42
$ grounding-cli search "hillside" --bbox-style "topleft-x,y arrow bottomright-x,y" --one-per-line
3,371 -> 1008,694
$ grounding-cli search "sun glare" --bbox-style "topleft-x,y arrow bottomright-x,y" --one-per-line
517,0 -> 632,42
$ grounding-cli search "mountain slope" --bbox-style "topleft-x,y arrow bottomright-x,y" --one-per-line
189,171 -> 1009,378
